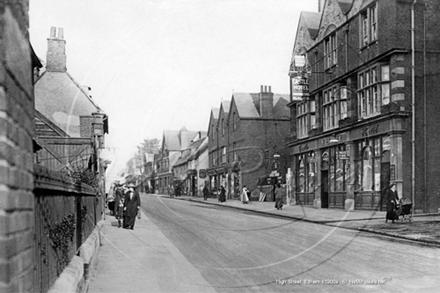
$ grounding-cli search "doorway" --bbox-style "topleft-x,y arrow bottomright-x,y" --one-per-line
380,150 -> 391,211
321,170 -> 329,208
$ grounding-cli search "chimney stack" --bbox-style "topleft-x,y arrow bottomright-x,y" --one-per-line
259,85 -> 274,119
46,27 -> 67,72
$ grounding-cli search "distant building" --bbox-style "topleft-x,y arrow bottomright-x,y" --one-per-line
288,0 -> 440,213
173,136 -> 208,197
156,127 -> 206,194
207,86 -> 291,199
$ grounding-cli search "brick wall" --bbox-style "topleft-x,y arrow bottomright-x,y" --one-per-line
0,1 -> 35,292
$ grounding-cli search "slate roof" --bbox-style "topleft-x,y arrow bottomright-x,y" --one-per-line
232,92 -> 290,119
162,130 -> 181,151
174,137 -> 206,166
162,129 -> 205,152
211,107 -> 220,120
232,93 -> 260,118
220,100 -> 231,114
35,69 -> 104,138
302,11 -> 321,39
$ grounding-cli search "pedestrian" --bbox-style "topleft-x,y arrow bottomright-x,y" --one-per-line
123,183 -> 141,230
241,185 -> 249,204
203,184 -> 209,200
386,183 -> 399,223
114,183 -> 124,227
219,185 -> 226,202
274,184 -> 283,210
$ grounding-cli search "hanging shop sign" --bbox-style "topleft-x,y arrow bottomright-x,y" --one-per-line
199,169 -> 207,179
291,76 -> 309,97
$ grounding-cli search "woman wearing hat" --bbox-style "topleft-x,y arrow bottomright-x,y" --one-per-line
123,183 -> 141,230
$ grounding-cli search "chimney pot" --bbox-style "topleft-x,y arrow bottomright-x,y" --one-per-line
50,27 -> 56,38
269,85 -> 271,92
264,85 -> 267,92
260,85 -> 263,92
58,28 -> 64,39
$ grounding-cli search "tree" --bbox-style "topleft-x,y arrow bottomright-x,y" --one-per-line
138,138 -> 160,154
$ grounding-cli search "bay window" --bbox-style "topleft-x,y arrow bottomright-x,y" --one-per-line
357,64 -> 390,119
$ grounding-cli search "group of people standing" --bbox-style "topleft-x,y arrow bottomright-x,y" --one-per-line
112,182 -> 141,230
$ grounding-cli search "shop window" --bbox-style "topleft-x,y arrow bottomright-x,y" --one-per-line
358,65 -> 390,119
296,152 -> 315,193
327,145 -> 346,193
362,146 -> 373,191
308,153 -> 315,193
298,157 -> 305,193
355,137 -> 387,192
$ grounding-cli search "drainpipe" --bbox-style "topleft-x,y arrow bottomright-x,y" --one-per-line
411,0 -> 417,215
423,3 -> 427,213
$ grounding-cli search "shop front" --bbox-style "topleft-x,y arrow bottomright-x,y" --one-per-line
291,117 -> 405,211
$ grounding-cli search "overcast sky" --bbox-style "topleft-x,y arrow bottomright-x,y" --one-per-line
29,0 -> 318,176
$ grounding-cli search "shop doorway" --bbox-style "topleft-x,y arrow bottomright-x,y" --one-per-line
321,170 -> 329,208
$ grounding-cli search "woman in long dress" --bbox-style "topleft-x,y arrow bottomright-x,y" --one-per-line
386,183 -> 399,223
241,186 -> 249,204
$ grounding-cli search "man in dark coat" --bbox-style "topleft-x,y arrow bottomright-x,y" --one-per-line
203,184 -> 209,201
219,185 -> 226,202
123,183 -> 141,230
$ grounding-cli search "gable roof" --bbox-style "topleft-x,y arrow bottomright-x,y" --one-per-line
35,71 -> 104,137
272,94 -> 291,119
231,92 -> 289,119
162,130 -> 180,151
302,11 -> 321,39
220,100 -> 231,114
232,93 -> 260,118
207,108 -> 220,136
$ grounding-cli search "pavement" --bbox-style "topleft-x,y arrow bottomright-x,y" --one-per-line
88,193 -> 440,293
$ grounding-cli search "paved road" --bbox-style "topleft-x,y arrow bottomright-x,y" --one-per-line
144,194 -> 439,292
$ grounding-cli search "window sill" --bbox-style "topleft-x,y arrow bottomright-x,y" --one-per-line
359,40 -> 378,52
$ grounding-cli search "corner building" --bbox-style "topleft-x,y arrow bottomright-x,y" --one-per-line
288,0 -> 440,213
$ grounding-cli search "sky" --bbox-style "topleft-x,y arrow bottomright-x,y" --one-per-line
29,0 -> 318,178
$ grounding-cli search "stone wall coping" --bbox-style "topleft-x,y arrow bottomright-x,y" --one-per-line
34,165 -> 96,195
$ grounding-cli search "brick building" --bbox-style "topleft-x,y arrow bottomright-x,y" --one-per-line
288,0 -> 440,213
172,136 -> 208,196
207,86 -> 291,199
0,1 -> 39,291
155,127 -> 204,194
